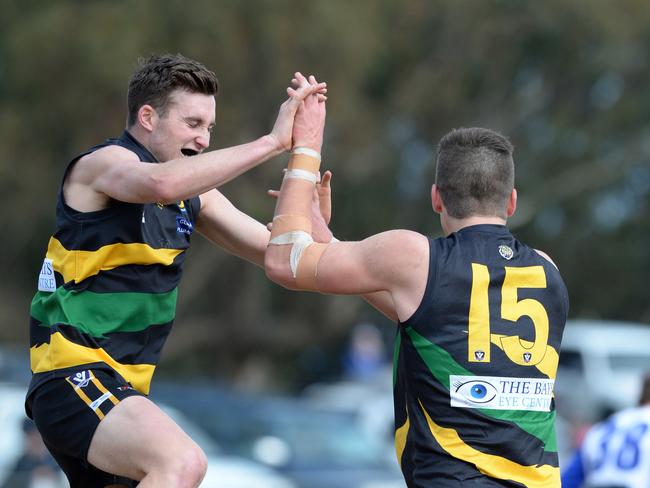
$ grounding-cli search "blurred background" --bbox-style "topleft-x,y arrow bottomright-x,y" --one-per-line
1,0 -> 650,486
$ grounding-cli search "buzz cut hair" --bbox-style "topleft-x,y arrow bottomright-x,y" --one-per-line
435,127 -> 515,219
126,53 -> 219,128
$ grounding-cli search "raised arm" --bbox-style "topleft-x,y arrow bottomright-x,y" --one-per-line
264,74 -> 428,322
64,79 -> 327,212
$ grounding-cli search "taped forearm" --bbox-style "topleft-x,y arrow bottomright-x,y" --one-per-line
268,148 -> 329,290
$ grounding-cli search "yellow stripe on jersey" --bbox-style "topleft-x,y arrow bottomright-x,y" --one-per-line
46,237 -> 184,284
91,376 -> 119,406
31,332 -> 155,394
419,400 -> 560,488
490,334 -> 560,379
395,414 -> 410,465
65,375 -> 105,420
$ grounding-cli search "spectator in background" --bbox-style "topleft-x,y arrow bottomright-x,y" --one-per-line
1,419 -> 63,488
343,322 -> 388,382
562,373 -> 650,487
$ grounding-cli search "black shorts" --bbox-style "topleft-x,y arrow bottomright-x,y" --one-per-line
27,368 -> 143,488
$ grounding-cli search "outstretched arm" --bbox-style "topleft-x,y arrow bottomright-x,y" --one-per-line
264,73 -> 428,322
65,77 -> 327,212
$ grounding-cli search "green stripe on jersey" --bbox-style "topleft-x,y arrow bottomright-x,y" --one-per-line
30,288 -> 178,337
406,326 -> 557,452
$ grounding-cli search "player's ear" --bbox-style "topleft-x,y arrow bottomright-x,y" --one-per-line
431,184 -> 443,214
137,104 -> 157,132
506,188 -> 517,217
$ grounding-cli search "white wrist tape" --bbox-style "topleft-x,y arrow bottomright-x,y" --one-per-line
268,231 -> 314,277
284,168 -> 319,184
292,147 -> 321,161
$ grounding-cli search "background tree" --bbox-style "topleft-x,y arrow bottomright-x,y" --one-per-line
1,0 -> 648,389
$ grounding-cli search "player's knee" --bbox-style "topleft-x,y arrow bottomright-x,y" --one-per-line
169,445 -> 207,488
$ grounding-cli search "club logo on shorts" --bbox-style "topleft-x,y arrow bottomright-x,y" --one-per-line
498,245 -> 514,260
69,370 -> 92,388
474,350 -> 486,361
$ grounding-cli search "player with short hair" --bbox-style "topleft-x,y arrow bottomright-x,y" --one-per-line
26,54 -> 326,488
266,76 -> 569,487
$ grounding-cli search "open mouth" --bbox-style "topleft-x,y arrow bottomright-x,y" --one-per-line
181,148 -> 199,157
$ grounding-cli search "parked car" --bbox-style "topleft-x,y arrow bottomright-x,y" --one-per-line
160,404 -> 297,488
151,382 -> 406,488
555,319 -> 650,426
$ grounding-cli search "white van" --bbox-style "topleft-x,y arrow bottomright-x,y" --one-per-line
555,319 -> 650,425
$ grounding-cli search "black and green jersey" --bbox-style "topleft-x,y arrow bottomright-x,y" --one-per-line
28,131 -> 200,396
394,225 -> 568,487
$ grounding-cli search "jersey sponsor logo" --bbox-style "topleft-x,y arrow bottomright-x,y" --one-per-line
176,215 -> 193,235
69,370 -> 93,388
498,244 -> 514,260
37,258 -> 56,292
450,374 -> 554,412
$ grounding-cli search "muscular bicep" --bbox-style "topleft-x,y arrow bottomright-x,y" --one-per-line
270,230 -> 429,321
65,145 -> 164,210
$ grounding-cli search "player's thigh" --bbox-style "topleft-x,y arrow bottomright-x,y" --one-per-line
87,394 -> 205,480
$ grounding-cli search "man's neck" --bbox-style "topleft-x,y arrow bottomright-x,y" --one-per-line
442,215 -> 506,236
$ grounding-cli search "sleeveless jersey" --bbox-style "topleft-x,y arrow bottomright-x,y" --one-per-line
393,224 -> 569,487
28,130 -> 200,397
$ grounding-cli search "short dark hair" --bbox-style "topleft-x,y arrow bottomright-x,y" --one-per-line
127,53 -> 219,127
435,127 -> 514,219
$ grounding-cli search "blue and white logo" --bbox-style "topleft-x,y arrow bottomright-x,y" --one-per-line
176,216 -> 193,235
450,374 -> 554,412
69,370 -> 92,388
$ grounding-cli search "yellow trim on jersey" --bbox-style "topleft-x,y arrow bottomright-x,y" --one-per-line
419,400 -> 560,488
91,376 -> 119,406
66,376 -> 105,420
490,334 -> 559,379
46,237 -> 183,284
395,414 -> 410,465
31,332 -> 155,394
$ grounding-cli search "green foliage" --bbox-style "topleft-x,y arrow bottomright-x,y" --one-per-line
2,0 -> 649,385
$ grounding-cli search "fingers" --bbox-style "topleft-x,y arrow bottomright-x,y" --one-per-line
288,72 -> 327,101
320,170 -> 332,189
267,189 -> 279,199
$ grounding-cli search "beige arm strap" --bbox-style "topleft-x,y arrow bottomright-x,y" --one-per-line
267,149 -> 329,291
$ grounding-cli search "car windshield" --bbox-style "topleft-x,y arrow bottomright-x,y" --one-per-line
254,409 -> 384,468
608,353 -> 650,371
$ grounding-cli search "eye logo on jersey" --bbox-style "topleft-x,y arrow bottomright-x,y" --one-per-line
498,244 -> 514,260
450,375 -> 555,411
452,378 -> 498,405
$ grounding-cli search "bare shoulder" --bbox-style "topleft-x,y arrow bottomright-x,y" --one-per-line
362,230 -> 429,280
370,229 -> 429,254
534,249 -> 559,270
81,144 -> 140,166
70,144 -> 140,184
